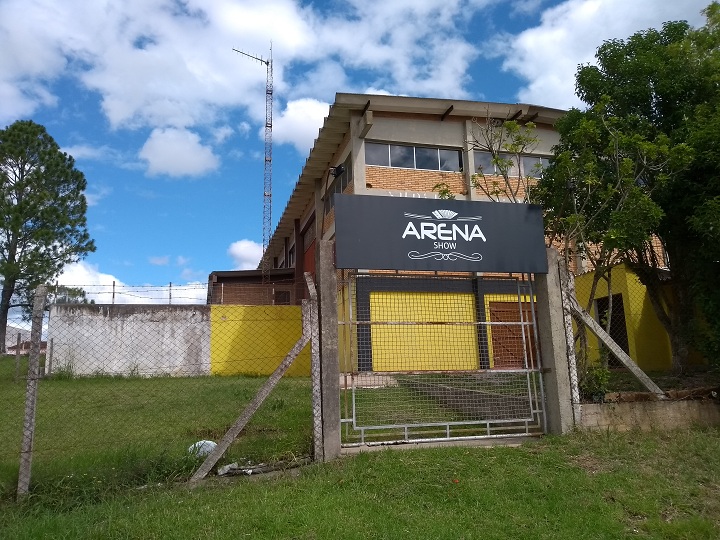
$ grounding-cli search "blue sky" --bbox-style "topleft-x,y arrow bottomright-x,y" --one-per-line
0,0 -> 709,303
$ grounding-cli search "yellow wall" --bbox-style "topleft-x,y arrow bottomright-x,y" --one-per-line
210,305 -> 311,376
337,280 -> 356,373
369,291 -> 479,371
574,264 -> 672,371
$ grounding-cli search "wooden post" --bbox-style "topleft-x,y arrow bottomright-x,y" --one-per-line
189,279 -> 318,483
17,285 -> 47,499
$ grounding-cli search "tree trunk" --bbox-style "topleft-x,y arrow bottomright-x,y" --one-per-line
0,279 -> 16,354
636,266 -> 690,374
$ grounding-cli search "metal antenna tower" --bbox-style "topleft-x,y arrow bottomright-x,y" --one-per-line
233,46 -> 273,281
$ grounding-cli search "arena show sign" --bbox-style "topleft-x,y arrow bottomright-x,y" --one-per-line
334,194 -> 547,273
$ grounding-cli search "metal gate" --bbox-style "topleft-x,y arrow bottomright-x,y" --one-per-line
338,272 -> 546,446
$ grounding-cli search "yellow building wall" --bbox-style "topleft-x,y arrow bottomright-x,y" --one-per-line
337,279 -> 356,373
369,291 -> 479,371
574,264 -> 672,371
210,305 -> 311,376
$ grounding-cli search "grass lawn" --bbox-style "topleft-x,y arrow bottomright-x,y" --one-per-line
0,354 -> 312,502
1,428 -> 719,539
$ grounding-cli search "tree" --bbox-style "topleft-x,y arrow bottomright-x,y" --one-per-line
433,111 -> 541,202
0,120 -> 95,352
535,3 -> 720,372
532,103 -> 689,373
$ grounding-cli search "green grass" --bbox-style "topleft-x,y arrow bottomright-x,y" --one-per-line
0,354 -> 312,503
1,428 -> 719,538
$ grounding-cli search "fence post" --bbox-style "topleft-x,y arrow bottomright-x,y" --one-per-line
535,249 -> 575,434
317,240 -> 340,461
306,273 -> 324,462
17,284 -> 47,499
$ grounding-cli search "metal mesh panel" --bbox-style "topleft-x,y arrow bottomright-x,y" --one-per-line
570,264 -> 668,400
338,272 -> 545,445
1,279 -> 321,498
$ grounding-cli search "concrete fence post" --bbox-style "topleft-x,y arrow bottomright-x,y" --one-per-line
535,249 -> 575,434
17,284 -> 47,499
317,240 -> 340,460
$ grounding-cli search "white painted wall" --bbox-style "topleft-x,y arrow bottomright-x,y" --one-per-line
47,305 -> 211,377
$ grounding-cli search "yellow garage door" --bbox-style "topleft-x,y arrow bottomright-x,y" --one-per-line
370,291 -> 479,372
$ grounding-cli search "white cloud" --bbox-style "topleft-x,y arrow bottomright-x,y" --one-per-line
237,121 -> 251,137
501,0 -> 709,109
84,186 -> 112,207
212,125 -> 234,143
227,239 -> 263,270
139,128 -> 219,177
149,256 -> 170,266
0,0 -> 485,136
274,99 -> 330,154
176,256 -> 190,267
57,261 -> 207,304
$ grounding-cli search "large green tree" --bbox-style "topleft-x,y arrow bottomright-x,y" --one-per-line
0,120 -> 95,352
535,3 -> 720,371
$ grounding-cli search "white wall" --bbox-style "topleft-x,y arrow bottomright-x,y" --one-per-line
47,304 -> 211,377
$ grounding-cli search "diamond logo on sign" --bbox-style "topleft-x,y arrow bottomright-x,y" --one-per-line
401,209 -> 486,262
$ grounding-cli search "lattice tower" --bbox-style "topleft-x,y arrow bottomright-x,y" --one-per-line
233,46 -> 273,281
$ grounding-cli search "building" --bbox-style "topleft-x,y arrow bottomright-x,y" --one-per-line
209,93 -> 564,303
262,92 -> 565,277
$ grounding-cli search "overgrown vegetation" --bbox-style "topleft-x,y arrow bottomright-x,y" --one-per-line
1,428 -> 719,538
0,354 -> 312,504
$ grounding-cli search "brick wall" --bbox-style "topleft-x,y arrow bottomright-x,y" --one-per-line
366,166 -> 466,195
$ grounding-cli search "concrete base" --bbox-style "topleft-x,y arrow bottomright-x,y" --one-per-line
579,400 -> 720,431
340,435 -> 540,455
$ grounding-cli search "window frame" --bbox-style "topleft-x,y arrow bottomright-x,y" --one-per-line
474,150 -> 550,178
365,142 -> 463,173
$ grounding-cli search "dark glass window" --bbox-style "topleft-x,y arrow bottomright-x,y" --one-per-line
439,149 -> 461,172
415,147 -> 438,170
365,143 -> 389,166
367,142 -> 462,172
522,155 -> 550,178
474,150 -> 494,174
389,145 -> 414,168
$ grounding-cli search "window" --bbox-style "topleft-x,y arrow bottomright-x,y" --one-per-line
521,155 -> 550,178
366,142 -> 463,172
323,156 -> 353,215
474,150 -> 548,178
274,290 -> 291,306
288,245 -> 295,268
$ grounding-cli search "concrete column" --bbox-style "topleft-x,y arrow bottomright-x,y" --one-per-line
317,240 -> 341,460
535,248 -> 575,434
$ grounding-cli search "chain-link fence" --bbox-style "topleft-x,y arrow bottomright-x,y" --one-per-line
569,263 -> 668,402
337,271 -> 546,445
1,278 -> 319,501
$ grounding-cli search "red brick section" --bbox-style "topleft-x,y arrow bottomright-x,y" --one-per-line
366,166 -> 466,195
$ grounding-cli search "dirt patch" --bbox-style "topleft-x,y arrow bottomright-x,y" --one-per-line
604,386 -> 719,403
604,367 -> 720,402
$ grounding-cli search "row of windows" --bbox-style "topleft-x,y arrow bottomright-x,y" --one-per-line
474,151 -> 550,178
366,142 -> 463,172
365,142 -> 550,178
